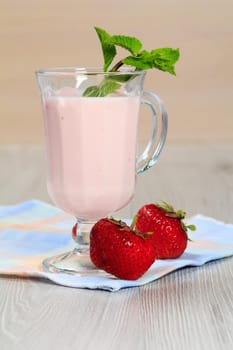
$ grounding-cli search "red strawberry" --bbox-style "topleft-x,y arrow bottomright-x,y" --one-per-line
90,218 -> 156,280
135,201 -> 196,259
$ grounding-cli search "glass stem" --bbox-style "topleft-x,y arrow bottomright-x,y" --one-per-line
72,220 -> 96,248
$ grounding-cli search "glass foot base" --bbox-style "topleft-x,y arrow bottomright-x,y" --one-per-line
42,248 -> 110,277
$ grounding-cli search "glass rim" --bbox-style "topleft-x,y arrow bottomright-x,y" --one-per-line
35,66 -> 147,77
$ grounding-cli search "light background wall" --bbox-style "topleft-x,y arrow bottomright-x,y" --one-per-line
0,0 -> 232,144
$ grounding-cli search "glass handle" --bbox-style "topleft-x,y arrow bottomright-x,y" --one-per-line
137,91 -> 168,174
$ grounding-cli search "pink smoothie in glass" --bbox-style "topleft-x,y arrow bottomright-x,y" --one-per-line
43,93 -> 140,220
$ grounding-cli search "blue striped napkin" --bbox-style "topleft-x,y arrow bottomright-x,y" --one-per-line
0,200 -> 233,292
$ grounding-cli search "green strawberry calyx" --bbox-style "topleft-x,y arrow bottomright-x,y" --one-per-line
156,200 -> 196,234
108,217 -> 127,227
109,216 -> 153,239
131,215 -> 154,239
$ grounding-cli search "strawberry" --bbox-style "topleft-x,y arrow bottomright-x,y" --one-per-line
135,201 -> 196,259
90,218 -> 157,280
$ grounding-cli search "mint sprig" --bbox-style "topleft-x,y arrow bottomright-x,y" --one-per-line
110,35 -> 142,56
82,27 -> 180,97
123,48 -> 180,75
83,80 -> 121,97
95,27 -> 117,72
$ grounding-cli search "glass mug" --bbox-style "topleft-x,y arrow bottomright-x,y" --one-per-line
35,67 -> 168,275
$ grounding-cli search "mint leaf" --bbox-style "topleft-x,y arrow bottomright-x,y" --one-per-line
94,27 -> 117,71
150,48 -> 180,75
123,51 -> 152,70
83,79 -> 121,97
108,72 -> 134,83
98,80 -> 121,96
110,35 -> 142,55
82,85 -> 100,97
123,48 -> 180,75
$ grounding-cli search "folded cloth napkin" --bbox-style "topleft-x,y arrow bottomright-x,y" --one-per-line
0,200 -> 233,292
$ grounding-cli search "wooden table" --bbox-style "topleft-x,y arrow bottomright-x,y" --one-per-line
0,144 -> 233,350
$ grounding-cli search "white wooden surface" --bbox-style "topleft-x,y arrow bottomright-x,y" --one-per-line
0,144 -> 233,350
